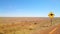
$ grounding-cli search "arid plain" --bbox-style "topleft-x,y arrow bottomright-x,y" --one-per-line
0,17 -> 60,34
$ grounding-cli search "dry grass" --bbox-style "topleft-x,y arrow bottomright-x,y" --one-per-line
0,17 -> 60,34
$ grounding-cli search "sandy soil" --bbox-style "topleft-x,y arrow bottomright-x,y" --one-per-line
0,17 -> 60,34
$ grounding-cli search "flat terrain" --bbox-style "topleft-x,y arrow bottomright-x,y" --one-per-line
0,17 -> 60,34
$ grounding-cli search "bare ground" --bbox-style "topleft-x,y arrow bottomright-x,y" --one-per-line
0,17 -> 60,34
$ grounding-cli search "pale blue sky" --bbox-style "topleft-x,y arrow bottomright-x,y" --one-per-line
0,0 -> 60,17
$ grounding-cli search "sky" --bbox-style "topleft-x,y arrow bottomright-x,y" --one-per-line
0,0 -> 60,17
